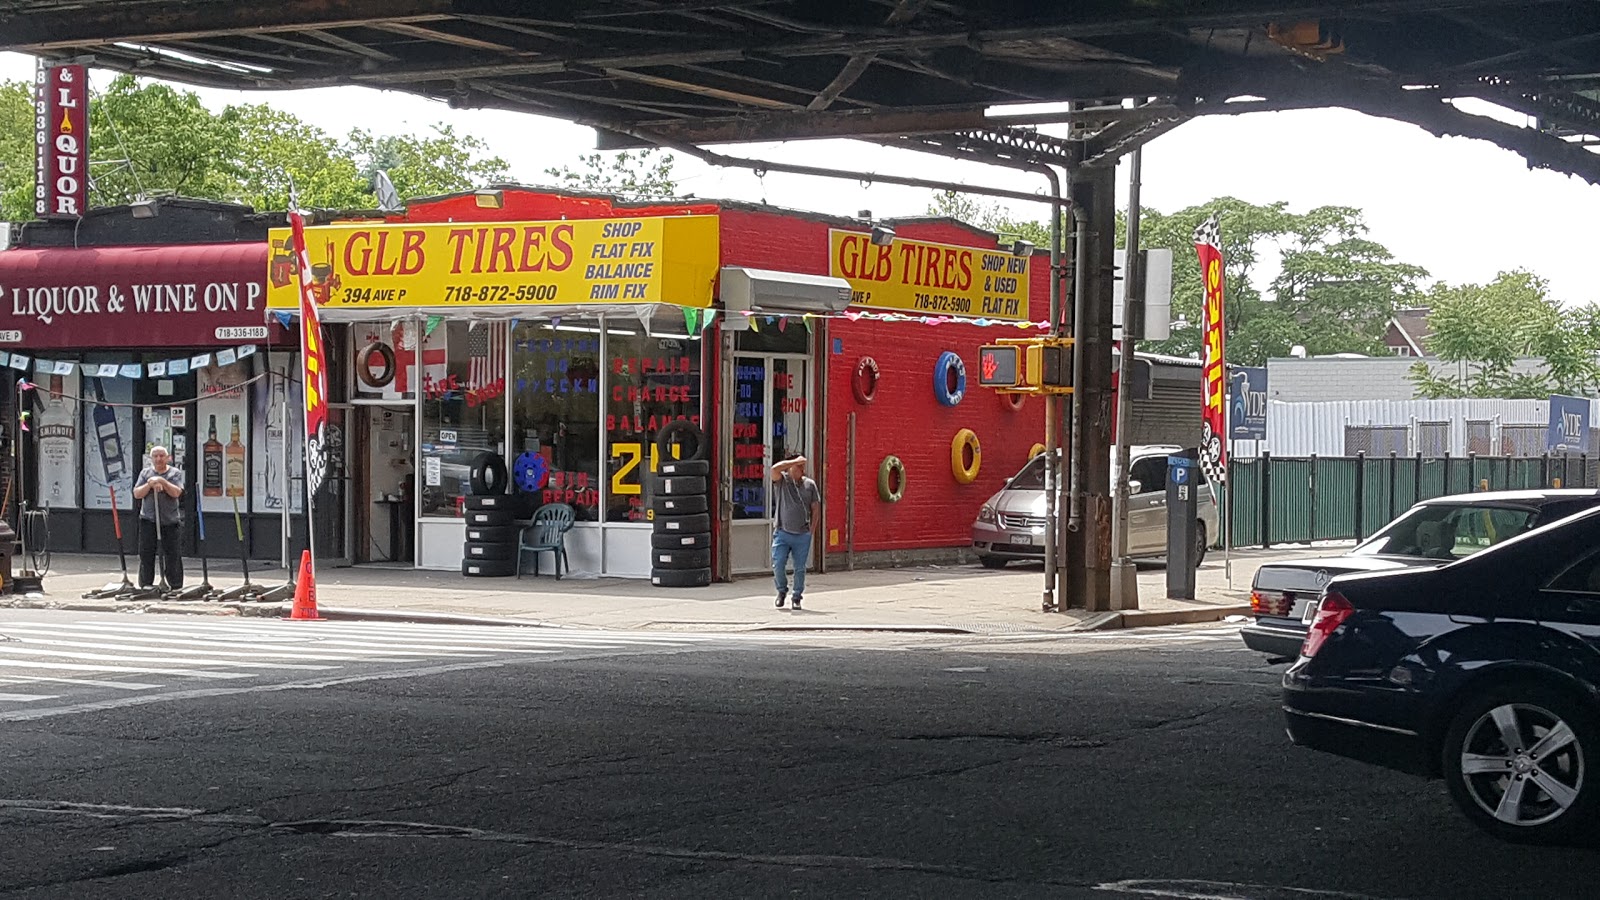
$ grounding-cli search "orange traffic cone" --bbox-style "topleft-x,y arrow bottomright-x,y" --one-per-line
288,550 -> 324,621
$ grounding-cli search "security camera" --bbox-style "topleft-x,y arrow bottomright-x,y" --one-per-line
870,225 -> 895,247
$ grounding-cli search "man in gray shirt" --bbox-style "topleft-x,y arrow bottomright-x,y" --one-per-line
132,445 -> 185,589
770,451 -> 820,609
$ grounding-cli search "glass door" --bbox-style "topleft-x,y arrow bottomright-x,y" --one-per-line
315,404 -> 353,566
729,354 -> 811,575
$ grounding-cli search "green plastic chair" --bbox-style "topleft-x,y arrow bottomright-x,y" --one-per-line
518,503 -> 575,579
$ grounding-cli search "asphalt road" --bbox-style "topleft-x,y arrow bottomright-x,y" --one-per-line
1,613 -> 1596,899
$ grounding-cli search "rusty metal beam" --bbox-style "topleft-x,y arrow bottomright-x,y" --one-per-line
0,0 -> 455,52
593,105 -> 992,149
301,28 -> 399,62
808,0 -> 929,111
368,20 -> 527,56
601,68 -> 800,109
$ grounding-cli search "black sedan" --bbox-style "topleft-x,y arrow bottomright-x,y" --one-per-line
1245,489 -> 1600,661
1284,503 -> 1600,843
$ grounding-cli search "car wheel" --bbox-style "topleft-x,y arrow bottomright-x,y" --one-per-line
1442,682 -> 1600,844
978,555 -> 1008,569
1193,521 -> 1208,566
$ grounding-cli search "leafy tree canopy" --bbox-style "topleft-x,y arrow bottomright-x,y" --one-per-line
544,149 -> 679,201
0,74 -> 510,217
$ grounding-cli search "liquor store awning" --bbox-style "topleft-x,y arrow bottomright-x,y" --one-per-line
0,243 -> 282,349
266,215 -> 719,323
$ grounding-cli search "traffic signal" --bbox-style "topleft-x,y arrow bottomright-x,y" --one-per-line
978,344 -> 1020,387
1024,342 -> 1072,388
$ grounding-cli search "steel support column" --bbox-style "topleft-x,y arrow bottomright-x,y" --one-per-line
1062,164 -> 1116,612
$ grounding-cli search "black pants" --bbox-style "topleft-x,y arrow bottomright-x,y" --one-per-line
138,519 -> 183,589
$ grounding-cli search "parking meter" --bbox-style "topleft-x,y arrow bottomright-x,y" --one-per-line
1165,452 -> 1199,600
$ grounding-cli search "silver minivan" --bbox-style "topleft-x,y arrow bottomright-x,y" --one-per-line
970,445 -> 1220,569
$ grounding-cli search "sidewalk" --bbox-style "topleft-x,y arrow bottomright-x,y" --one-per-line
2,548 -> 1326,634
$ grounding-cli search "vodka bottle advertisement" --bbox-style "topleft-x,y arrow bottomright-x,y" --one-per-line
252,352 -> 304,515
35,371 -> 80,508
81,372 -> 134,511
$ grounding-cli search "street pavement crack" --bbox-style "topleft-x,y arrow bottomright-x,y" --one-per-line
898,732 -> 1109,747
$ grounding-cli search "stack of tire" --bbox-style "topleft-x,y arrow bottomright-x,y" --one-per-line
650,420 -> 712,588
461,451 -> 521,578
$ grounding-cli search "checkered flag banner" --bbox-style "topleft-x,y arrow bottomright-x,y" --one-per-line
1193,213 -> 1227,488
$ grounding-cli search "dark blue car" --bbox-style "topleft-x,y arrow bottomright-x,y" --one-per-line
1284,502 -> 1600,843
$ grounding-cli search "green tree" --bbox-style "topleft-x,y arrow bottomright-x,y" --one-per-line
1130,200 -> 1426,364
545,149 -> 678,200
346,123 -> 510,201
1409,271 -> 1600,398
0,75 -> 513,219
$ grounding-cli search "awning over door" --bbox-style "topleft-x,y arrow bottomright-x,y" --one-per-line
0,243 -> 280,349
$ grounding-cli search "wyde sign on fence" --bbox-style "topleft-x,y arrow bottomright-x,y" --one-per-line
34,62 -> 88,219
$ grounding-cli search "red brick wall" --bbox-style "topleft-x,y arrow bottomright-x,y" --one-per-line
720,211 -> 1051,553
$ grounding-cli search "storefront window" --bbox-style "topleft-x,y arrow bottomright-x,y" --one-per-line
605,312 -> 702,523
510,321 -> 602,521
420,321 -> 508,518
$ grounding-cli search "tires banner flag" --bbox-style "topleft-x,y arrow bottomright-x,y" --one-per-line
1193,213 -> 1227,492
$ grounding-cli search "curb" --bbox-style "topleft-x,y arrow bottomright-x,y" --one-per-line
1077,605 -> 1251,632
0,597 -> 560,628
753,623 -> 974,634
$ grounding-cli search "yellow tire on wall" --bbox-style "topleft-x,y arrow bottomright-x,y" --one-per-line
1028,443 -> 1046,459
877,455 -> 906,502
951,429 -> 981,484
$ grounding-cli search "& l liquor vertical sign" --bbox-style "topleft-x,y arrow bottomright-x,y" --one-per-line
35,62 -> 89,219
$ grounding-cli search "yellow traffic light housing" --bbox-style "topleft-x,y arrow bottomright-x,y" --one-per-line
984,337 -> 1074,395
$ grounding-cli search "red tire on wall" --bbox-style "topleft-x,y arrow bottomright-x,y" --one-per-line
852,356 -> 880,405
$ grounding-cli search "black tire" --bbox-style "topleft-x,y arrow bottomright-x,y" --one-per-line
658,475 -> 707,496
465,525 -> 519,543
465,509 -> 514,527
655,513 -> 711,533
462,541 -> 514,561
658,459 -> 710,477
652,567 -> 711,588
1442,681 -> 1600,844
469,452 -> 509,496
462,558 -> 516,577
1194,521 -> 1209,567
654,548 -> 711,569
652,494 -> 708,515
655,419 -> 707,462
978,555 -> 1008,569
652,531 -> 711,550
355,341 -> 396,389
465,494 -> 515,510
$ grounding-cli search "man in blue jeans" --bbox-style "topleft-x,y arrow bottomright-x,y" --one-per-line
770,451 -> 821,609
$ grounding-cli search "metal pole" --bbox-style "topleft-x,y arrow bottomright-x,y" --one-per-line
846,411 -> 857,572
276,354 -> 290,572
1111,144 -> 1142,610
1066,204 -> 1090,536
1039,165 -> 1063,612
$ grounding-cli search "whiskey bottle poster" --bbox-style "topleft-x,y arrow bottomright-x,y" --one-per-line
81,365 -> 134,511
36,370 -> 80,509
251,351 -> 304,515
196,357 -> 249,514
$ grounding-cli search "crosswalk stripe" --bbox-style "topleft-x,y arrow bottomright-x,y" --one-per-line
2,637 -> 428,663
0,646 -> 338,670
0,624 -> 480,657
0,675 -> 161,690
0,659 -> 255,679
0,693 -> 57,702
0,620 -> 700,652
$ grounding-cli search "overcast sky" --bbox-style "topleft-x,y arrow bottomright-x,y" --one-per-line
7,50 -> 1599,308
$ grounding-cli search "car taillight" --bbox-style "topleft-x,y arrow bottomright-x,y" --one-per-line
1300,592 -> 1355,659
1250,590 -> 1293,617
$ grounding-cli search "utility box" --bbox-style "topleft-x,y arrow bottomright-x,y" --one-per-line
1165,451 -> 1200,600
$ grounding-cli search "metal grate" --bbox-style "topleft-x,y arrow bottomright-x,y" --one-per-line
1466,420 -> 1493,456
1416,421 -> 1450,457
997,513 -> 1045,529
1344,425 -> 1409,458
1500,425 -> 1548,458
